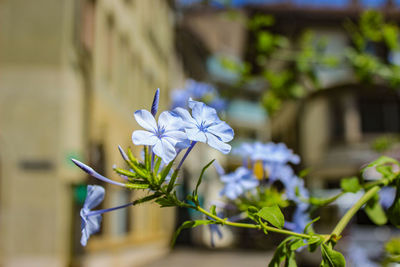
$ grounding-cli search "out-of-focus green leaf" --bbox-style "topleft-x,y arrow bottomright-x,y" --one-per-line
365,193 -> 388,225
320,244 -> 346,267
257,205 -> 285,229
340,177 -> 361,193
171,220 -> 214,247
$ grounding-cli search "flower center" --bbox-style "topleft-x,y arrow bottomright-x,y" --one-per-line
156,126 -> 166,138
199,121 -> 208,132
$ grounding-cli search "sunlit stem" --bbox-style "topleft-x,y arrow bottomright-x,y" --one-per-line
195,206 -> 313,239
330,185 -> 381,240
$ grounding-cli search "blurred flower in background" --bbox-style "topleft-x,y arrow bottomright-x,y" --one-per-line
171,79 -> 227,112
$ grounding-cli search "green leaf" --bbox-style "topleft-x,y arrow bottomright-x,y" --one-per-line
365,193 -> 388,225
125,183 -> 150,189
340,177 -> 361,193
153,157 -> 162,175
159,161 -> 174,185
114,168 -> 138,178
132,193 -> 161,205
171,220 -> 214,247
309,193 -> 343,206
362,156 -> 399,175
210,205 -> 217,216
268,237 -> 295,267
299,168 -> 310,178
304,217 -> 320,234
167,170 -> 179,193
285,251 -> 297,267
308,237 -> 322,253
247,206 -> 259,222
144,146 -> 151,171
320,244 -> 346,267
156,196 -> 177,207
307,236 -> 323,253
257,205 -> 285,229
193,159 -> 215,199
289,238 -> 306,251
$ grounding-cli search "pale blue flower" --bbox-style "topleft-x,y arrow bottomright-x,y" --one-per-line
264,162 -> 295,182
171,79 -> 227,112
209,223 -> 223,247
232,142 -> 255,158
234,142 -> 300,165
220,167 -> 259,200
80,185 -> 105,246
171,89 -> 190,109
262,142 -> 300,164
80,185 -> 133,246
379,186 -> 396,209
173,99 -> 234,154
132,109 -> 188,164
71,159 -> 126,187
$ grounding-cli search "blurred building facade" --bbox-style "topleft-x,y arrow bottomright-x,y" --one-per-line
0,0 -> 182,266
177,0 -> 400,189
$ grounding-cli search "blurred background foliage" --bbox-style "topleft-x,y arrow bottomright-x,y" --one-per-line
218,9 -> 400,115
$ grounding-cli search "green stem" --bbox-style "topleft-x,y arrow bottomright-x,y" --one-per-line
258,219 -> 311,239
330,185 -> 381,238
196,206 -> 311,239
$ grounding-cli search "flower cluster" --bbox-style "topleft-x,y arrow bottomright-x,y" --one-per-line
171,79 -> 227,112
218,141 -> 310,233
72,89 -> 234,246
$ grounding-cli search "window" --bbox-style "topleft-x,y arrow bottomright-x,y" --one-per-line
359,92 -> 400,133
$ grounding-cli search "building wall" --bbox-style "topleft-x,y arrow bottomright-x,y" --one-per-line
0,0 -> 180,266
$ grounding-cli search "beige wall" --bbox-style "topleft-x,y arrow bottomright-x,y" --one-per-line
0,0 -> 180,266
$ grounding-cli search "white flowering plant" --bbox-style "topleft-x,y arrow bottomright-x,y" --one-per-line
72,89 -> 400,266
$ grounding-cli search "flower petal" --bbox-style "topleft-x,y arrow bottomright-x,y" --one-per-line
190,100 -> 219,125
158,111 -> 184,131
153,139 -> 177,164
132,130 -> 158,146
171,107 -> 197,126
206,133 -> 231,154
80,210 -> 102,246
134,109 -> 157,132
84,185 -> 105,210
186,128 -> 207,142
165,130 -> 188,142
207,122 -> 234,142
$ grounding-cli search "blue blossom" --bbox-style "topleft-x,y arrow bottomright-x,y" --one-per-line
233,142 -> 300,164
80,185 -> 133,246
220,167 -> 259,200
264,162 -> 295,183
379,186 -> 396,209
209,223 -> 223,247
80,185 -> 105,246
71,159 -> 126,187
285,203 -> 310,233
173,99 -> 234,154
262,143 -> 300,164
232,142 -> 255,158
132,109 -> 188,164
171,79 -> 226,112
171,89 -> 191,109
